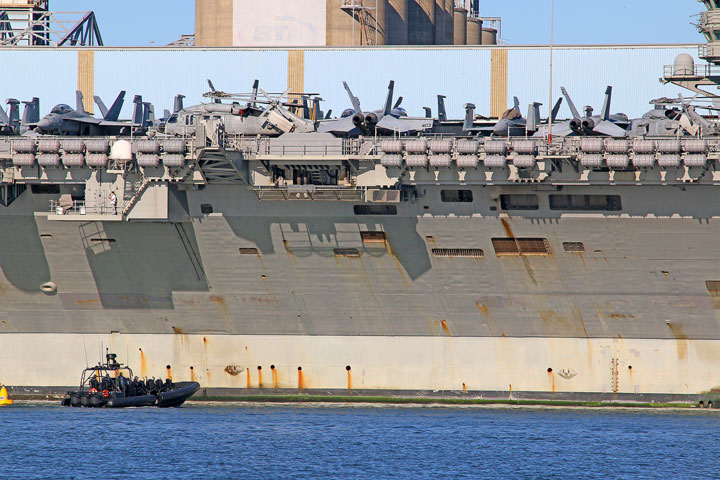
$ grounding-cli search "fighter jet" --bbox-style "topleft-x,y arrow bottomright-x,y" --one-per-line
317,81 -> 433,136
535,86 -> 629,137
463,97 -> 563,137
33,90 -> 138,135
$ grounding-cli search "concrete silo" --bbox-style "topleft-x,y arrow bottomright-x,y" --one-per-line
386,0 -> 409,44
433,0 -> 453,45
443,0 -> 455,44
408,0 -> 435,44
327,0 -> 387,46
453,5 -> 467,45
481,27 -> 497,45
466,17 -> 483,45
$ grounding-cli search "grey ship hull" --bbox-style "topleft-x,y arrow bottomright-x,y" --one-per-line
2,183 -> 720,401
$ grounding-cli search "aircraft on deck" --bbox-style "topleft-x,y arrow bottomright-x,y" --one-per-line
463,97 -> 563,137
166,80 -> 316,137
533,86 -> 629,137
317,81 -> 433,136
31,91 -> 146,136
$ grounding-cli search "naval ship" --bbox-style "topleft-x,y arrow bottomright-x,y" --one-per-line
4,10 -> 720,404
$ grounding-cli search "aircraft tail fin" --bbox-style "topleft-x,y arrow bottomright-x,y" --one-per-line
463,103 -> 476,131
423,107 -> 432,118
105,91 -> 126,121
551,97 -> 563,122
0,104 -> 8,126
437,95 -> 447,121
301,95 -> 310,120
383,80 -> 395,115
393,96 -> 403,109
163,109 -> 171,119
600,85 -> 612,121
76,90 -> 86,115
94,96 -> 109,118
312,97 -> 323,122
142,102 -> 154,127
324,109 -> 332,120
22,97 -> 39,125
527,102 -> 542,132
342,81 -> 362,114
513,96 -> 520,111
173,94 -> 185,114
6,99 -> 20,127
561,87 -> 580,119
132,95 -> 143,125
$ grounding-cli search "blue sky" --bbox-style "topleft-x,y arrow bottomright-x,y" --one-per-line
53,0 -> 703,46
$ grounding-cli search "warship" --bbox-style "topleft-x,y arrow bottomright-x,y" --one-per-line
3,5 -> 720,404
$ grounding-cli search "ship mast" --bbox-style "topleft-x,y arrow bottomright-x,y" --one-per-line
662,0 -> 720,98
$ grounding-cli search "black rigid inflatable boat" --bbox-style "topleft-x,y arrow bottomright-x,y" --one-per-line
61,352 -> 199,408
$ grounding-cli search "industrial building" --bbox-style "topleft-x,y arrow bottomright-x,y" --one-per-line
195,0 -> 499,47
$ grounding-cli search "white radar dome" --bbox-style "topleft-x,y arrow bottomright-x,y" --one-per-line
110,139 -> 133,162
674,54 -> 695,76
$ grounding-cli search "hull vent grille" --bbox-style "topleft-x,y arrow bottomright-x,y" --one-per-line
432,248 -> 484,258
492,238 -> 551,255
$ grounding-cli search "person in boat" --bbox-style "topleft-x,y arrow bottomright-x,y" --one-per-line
117,372 -> 129,394
132,376 -> 146,395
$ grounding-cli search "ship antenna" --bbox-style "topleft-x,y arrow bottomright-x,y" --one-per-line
547,0 -> 554,144
82,336 -> 89,368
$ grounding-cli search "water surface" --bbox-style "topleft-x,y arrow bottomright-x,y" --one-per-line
1,402 -> 717,479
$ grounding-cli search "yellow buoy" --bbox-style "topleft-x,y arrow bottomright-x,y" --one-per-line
0,385 -> 14,406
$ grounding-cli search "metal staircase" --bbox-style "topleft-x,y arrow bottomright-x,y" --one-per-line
121,174 -> 151,217
340,0 -> 380,46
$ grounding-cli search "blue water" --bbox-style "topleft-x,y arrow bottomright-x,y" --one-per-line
1,402 -> 718,479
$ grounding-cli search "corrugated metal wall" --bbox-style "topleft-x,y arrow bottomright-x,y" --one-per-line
506,47 -> 699,120
0,46 -> 701,121
92,50 -> 289,119
304,48 -> 492,119
0,50 -> 77,114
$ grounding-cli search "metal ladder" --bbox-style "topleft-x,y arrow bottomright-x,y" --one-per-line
121,174 -> 150,217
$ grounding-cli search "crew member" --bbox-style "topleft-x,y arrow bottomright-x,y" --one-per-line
109,191 -> 117,215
